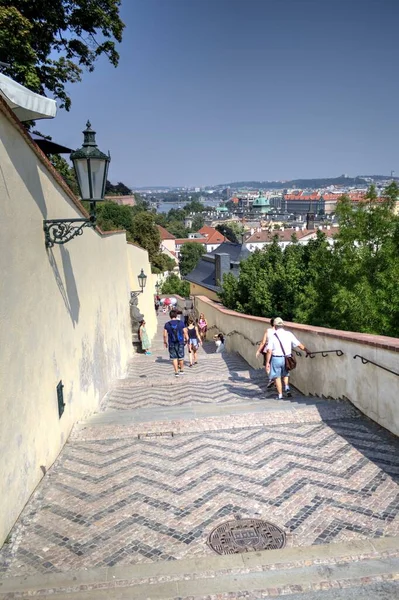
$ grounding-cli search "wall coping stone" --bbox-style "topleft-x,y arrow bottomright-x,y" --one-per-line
197,296 -> 399,352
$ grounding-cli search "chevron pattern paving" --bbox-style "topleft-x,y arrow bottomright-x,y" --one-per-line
106,379 -> 276,409
1,313 -> 399,581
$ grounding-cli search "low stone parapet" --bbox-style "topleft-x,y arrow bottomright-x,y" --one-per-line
194,296 -> 399,437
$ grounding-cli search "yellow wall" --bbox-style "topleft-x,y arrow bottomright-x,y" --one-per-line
126,244 -> 157,340
189,282 -> 220,302
0,105 -> 153,545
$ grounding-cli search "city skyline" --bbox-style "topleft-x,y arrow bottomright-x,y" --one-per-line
39,0 -> 399,187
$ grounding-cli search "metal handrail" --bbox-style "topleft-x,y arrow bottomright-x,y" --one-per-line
207,326 -> 263,347
353,355 -> 399,376
307,350 -> 344,359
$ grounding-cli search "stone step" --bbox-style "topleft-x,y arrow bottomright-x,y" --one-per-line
71,398 -> 358,441
1,538 -> 398,598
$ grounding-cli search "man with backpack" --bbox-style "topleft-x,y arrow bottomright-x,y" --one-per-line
163,309 -> 189,377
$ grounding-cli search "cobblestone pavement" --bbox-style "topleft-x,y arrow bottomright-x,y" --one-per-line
1,314 -> 399,583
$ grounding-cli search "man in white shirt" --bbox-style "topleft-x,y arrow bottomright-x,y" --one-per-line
265,317 -> 309,400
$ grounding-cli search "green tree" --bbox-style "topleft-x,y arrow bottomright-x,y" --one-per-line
152,253 -> 176,273
96,201 -> 133,232
49,154 -> 79,195
179,242 -> 205,276
184,199 -> 205,214
105,181 -> 132,196
0,1 -> 124,110
216,222 -> 244,244
166,221 -> 189,238
190,214 -> 205,232
130,212 -> 161,263
220,185 -> 399,337
161,274 -> 190,297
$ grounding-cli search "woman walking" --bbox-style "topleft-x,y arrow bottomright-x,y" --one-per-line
187,317 -> 201,366
256,318 -> 276,388
138,319 -> 152,355
198,313 -> 208,342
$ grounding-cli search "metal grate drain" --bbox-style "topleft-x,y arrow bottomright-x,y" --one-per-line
207,518 -> 286,555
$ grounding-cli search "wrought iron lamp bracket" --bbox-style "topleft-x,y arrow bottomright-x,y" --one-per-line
43,215 -> 95,248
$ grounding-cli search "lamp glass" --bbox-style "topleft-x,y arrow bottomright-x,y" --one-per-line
90,158 -> 109,200
73,157 -> 109,201
74,158 -> 91,200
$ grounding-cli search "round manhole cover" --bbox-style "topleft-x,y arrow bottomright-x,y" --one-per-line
207,518 -> 286,555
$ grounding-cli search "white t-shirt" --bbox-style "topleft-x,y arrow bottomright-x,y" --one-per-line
215,340 -> 225,353
266,328 -> 301,357
262,327 -> 276,352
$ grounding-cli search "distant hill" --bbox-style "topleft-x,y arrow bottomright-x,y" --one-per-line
217,175 -> 397,190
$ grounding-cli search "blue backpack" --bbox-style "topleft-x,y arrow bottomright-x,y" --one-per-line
169,321 -> 184,344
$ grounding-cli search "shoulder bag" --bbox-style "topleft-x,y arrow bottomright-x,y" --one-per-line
275,333 -> 297,371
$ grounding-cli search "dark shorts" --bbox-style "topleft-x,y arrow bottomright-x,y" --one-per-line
169,342 -> 185,360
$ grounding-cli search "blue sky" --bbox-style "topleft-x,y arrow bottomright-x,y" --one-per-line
40,0 -> 399,187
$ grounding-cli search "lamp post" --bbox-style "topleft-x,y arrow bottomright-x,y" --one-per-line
130,269 -> 147,303
43,121 -> 110,248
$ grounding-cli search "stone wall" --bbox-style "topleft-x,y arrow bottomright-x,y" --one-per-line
194,296 -> 399,437
0,100 -> 155,545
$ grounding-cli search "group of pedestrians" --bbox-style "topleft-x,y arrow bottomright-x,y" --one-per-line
152,302 -> 309,397
163,310 -> 225,376
256,316 -> 310,400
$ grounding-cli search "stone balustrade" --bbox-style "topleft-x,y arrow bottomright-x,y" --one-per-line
194,295 -> 399,437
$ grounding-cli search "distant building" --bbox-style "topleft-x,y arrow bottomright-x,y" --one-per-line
198,225 -> 227,252
251,193 -> 272,215
185,242 -> 250,300
105,195 -> 136,206
244,226 -> 339,251
157,225 -> 179,268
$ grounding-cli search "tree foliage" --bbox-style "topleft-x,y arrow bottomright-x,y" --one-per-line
220,185 -> 399,337
49,154 -> 79,195
105,180 -> 132,196
179,242 -> 205,277
216,222 -> 244,244
0,1 -> 124,110
161,274 -> 190,297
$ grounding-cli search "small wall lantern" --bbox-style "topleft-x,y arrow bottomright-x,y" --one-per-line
43,121 -> 110,248
130,269 -> 147,302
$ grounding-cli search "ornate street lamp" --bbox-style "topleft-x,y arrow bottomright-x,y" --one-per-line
130,269 -> 147,302
137,269 -> 147,292
43,121 -> 110,248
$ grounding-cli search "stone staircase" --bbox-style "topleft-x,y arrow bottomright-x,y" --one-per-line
1,314 -> 398,598
1,538 -> 398,598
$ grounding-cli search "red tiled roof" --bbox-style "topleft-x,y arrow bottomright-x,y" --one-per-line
157,225 -> 176,240
284,193 -> 321,201
246,227 -> 340,244
198,225 -> 215,236
198,225 -> 227,245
